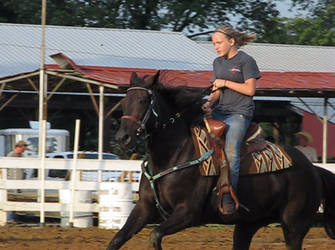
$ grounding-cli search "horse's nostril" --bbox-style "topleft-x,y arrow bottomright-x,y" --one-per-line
116,132 -> 132,146
124,135 -> 131,145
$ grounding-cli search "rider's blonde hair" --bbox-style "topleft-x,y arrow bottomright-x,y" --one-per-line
214,25 -> 256,49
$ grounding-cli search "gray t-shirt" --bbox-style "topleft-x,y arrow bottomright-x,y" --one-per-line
211,50 -> 261,120
7,151 -> 22,157
7,151 -> 24,180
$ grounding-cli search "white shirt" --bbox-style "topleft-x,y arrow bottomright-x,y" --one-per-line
295,145 -> 318,163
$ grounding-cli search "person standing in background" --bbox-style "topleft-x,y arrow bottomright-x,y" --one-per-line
6,140 -> 28,224
7,140 -> 28,157
295,131 -> 318,163
7,140 -> 28,179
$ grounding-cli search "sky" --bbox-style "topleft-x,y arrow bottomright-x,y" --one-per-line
224,0 -> 309,28
276,0 -> 309,18
277,0 -> 296,18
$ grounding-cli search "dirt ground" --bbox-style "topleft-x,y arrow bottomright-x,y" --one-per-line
0,225 -> 334,250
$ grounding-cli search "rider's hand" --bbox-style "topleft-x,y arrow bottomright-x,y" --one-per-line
201,101 -> 212,116
213,79 -> 227,90
202,101 -> 210,111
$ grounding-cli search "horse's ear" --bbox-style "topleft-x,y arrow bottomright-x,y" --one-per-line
144,70 -> 160,87
130,72 -> 138,85
153,70 -> 160,83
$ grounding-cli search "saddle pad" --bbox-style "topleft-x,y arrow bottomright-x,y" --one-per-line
192,126 -> 292,176
240,142 -> 293,176
191,126 -> 220,176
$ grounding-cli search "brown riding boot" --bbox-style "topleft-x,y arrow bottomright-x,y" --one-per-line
221,202 -> 236,215
218,184 -> 240,215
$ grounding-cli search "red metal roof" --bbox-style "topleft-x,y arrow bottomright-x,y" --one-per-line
257,72 -> 335,90
48,53 -> 335,94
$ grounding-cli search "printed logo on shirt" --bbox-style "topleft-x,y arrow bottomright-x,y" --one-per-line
229,65 -> 241,74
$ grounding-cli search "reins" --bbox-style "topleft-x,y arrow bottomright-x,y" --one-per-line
141,150 -> 214,220
160,85 -> 213,129
122,85 -> 212,136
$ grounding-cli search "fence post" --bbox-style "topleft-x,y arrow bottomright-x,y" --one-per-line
0,168 -> 8,225
69,119 -> 80,227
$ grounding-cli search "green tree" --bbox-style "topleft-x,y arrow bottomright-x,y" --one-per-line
287,0 -> 335,45
258,0 -> 335,46
0,0 -> 85,25
2,0 -> 334,46
0,0 -> 280,33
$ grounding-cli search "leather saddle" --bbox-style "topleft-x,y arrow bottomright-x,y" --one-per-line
203,117 -> 268,159
203,117 -> 268,214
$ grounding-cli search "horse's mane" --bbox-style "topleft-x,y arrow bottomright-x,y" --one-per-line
128,72 -> 209,127
154,84 -> 209,126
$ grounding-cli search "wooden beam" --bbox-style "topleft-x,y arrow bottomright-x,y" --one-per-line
0,72 -> 40,84
86,83 -> 99,115
327,101 -> 335,121
46,70 -> 119,89
105,101 -> 121,120
47,78 -> 66,101
27,77 -> 39,92
0,83 -> 5,98
297,97 -> 323,123
0,93 -> 19,112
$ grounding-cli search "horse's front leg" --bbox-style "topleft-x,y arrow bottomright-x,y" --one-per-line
107,199 -> 156,250
149,204 -> 200,250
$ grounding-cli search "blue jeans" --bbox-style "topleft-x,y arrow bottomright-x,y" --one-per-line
211,112 -> 251,202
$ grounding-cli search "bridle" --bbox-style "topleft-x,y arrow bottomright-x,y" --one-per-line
121,86 -> 158,138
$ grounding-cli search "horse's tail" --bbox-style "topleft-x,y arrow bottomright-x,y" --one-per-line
316,166 -> 335,239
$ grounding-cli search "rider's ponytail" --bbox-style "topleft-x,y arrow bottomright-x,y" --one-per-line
214,25 -> 256,49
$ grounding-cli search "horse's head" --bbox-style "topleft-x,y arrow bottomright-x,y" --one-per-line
116,71 -> 159,149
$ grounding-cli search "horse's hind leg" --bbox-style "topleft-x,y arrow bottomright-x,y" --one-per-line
107,201 -> 156,250
280,201 -> 317,250
233,221 -> 270,250
281,217 -> 311,250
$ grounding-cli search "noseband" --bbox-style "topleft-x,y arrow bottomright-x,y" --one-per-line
121,86 -> 158,137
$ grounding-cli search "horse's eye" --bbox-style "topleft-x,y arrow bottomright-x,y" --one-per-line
139,98 -> 148,104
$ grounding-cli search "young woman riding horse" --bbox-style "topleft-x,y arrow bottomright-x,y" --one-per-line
202,25 -> 261,215
107,71 -> 335,250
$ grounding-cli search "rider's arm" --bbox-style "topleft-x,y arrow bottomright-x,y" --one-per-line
213,78 -> 256,96
201,86 -> 220,114
206,87 -> 221,106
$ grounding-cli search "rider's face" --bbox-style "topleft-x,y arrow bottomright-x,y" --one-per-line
212,32 -> 235,58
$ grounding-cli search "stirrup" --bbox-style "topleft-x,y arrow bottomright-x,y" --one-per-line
218,186 -> 250,214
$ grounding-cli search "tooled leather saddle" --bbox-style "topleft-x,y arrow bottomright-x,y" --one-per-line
202,117 -> 268,170
202,117 -> 267,214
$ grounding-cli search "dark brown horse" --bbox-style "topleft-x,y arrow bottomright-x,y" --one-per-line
108,72 -> 335,250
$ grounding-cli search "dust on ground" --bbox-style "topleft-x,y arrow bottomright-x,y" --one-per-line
0,225 -> 334,250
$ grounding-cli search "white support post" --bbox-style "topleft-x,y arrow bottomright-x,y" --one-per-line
322,98 -> 328,164
38,70 -> 46,158
69,119 -> 80,227
38,0 -> 47,158
39,120 -> 47,225
98,86 -> 104,182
